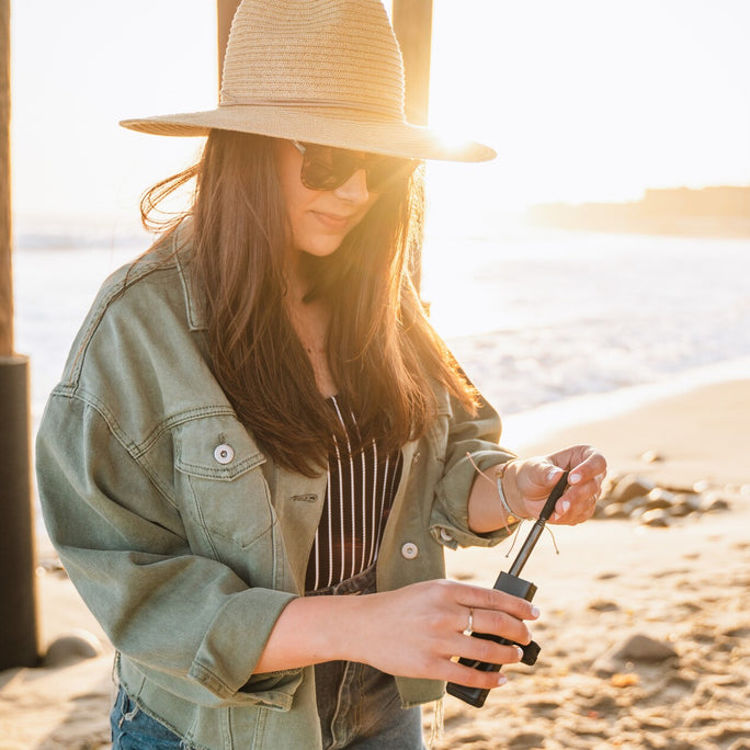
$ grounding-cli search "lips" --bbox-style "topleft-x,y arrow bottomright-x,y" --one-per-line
311,211 -> 352,230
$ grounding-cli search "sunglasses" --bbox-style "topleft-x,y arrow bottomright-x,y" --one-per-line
292,141 -> 418,192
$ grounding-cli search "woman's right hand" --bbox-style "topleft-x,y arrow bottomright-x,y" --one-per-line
349,579 -> 538,689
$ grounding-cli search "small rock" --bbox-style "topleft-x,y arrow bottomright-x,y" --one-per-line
640,450 -> 663,463
623,495 -> 650,516
673,492 -> 703,509
669,502 -> 693,518
640,509 -> 671,527
43,630 -> 103,667
702,491 -> 730,512
588,599 -> 620,612
508,732 -> 546,749
644,488 -> 676,510
613,475 -> 656,503
614,634 -> 678,663
596,571 -> 619,581
602,503 -> 628,519
588,693 -> 618,712
723,625 -> 750,638
693,479 -> 711,493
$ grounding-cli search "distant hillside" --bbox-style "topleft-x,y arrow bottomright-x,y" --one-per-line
525,186 -> 750,237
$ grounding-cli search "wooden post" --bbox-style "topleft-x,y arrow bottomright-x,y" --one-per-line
0,0 -> 11,355
392,0 -> 433,295
217,0 -> 241,89
0,0 -> 40,670
392,0 -> 433,127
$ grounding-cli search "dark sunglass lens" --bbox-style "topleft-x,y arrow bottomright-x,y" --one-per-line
299,143 -> 416,192
301,144 -> 358,190
302,157 -> 343,190
366,157 -> 416,192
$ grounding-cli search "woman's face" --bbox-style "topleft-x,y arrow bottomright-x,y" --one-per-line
275,140 -> 380,257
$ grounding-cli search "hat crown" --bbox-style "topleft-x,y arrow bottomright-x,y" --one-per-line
220,0 -> 406,122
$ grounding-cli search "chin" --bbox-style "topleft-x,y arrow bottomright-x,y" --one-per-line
297,238 -> 344,258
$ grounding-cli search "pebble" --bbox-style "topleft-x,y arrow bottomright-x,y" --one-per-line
640,509 -> 671,527
594,474 -> 731,525
613,633 -> 678,663
588,599 -> 620,612
612,475 -> 656,503
640,450 -> 664,463
702,492 -> 730,512
43,630 -> 104,667
623,496 -> 650,516
644,488 -> 676,509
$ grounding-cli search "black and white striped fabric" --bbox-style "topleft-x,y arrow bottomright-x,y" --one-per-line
305,395 -> 403,593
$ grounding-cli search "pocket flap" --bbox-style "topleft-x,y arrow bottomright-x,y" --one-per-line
174,415 -> 266,480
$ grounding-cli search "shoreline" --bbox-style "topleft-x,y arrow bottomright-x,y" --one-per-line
501,355 -> 750,454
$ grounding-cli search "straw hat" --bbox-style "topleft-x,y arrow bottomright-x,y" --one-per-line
120,0 -> 495,162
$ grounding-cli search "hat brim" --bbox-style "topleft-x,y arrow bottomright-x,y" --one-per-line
119,105 -> 496,162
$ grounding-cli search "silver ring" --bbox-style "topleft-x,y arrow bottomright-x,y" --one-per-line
466,607 -> 474,634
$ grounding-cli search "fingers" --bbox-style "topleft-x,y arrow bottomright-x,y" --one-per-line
453,583 -> 539,626
465,607 -> 532,645
444,661 -> 509,690
568,450 -> 607,487
541,445 -> 607,523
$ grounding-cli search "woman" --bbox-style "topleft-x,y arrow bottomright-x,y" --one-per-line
36,1 -> 606,748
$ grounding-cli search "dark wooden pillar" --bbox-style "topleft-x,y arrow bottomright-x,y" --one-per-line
392,0 -> 433,127
0,0 -> 40,670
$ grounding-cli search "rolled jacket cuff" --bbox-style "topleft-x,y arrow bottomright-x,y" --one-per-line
432,450 -> 517,549
189,587 -> 299,705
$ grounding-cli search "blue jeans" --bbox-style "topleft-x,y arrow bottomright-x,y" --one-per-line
308,565 -> 425,749
110,685 -> 190,749
111,567 -> 425,749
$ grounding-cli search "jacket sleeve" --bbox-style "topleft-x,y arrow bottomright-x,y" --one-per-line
429,393 -> 519,549
36,391 -> 299,710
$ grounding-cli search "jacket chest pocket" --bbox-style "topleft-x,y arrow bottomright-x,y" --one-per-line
173,416 -> 273,549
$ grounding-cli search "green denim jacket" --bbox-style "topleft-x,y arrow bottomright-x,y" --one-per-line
35,229 -> 516,750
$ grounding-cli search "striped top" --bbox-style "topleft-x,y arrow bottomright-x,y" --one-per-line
305,395 -> 403,592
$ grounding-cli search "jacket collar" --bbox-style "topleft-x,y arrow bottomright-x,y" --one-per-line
170,220 -> 208,332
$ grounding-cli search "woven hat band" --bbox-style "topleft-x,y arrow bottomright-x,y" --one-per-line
220,0 -> 406,122
218,100 -> 403,123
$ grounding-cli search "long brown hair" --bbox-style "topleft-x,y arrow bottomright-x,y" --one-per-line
142,131 -> 478,475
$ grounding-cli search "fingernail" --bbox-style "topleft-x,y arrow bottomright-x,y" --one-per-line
569,472 -> 582,484
547,467 -> 562,482
514,646 -> 523,660
530,606 -> 540,618
551,512 -> 559,521
561,500 -> 570,513
497,674 -> 507,686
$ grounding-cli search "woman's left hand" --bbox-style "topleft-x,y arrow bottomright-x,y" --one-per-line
504,445 -> 607,525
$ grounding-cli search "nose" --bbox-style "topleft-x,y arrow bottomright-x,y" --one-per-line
333,168 -> 370,204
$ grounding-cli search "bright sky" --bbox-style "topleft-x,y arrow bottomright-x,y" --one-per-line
10,0 -> 750,231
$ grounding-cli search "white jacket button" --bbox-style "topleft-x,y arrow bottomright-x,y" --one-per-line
440,528 -> 453,543
213,443 -> 235,464
401,542 -> 418,560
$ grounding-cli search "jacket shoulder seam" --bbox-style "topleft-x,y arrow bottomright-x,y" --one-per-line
49,388 -> 179,509
62,250 -> 180,389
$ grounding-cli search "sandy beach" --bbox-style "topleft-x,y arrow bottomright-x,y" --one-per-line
1,380 -> 749,750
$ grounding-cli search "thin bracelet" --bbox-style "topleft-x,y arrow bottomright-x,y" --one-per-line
495,460 -> 527,522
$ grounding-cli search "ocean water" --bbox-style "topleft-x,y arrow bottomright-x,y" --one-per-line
13,224 -> 750,433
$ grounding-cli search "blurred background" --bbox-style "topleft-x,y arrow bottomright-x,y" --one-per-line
11,0 -> 750,441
